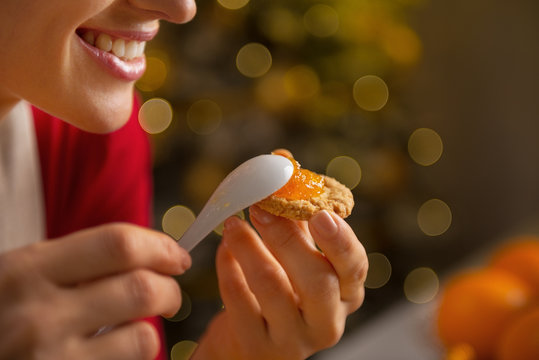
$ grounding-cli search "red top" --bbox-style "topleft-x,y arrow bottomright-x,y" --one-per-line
32,96 -> 167,360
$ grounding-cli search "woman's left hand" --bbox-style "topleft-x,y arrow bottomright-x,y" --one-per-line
193,206 -> 368,360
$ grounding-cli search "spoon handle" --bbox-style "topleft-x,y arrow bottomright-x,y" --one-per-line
176,154 -> 294,253
177,206 -> 225,252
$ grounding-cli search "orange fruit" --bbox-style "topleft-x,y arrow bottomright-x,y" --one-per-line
496,307 -> 539,360
437,268 -> 534,360
489,236 -> 539,297
445,343 -> 477,360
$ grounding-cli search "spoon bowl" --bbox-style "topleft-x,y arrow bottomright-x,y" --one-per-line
177,154 -> 294,252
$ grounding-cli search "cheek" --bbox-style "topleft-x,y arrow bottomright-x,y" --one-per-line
1,1 -> 129,133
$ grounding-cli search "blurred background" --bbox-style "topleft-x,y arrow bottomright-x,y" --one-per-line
135,0 -> 539,358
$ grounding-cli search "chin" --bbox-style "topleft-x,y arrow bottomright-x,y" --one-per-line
83,101 -> 133,134
59,89 -> 135,134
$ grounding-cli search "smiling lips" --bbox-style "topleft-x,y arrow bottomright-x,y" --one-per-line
77,28 -> 152,81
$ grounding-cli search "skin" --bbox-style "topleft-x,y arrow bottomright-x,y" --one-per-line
0,0 -> 368,359
0,0 -> 196,131
193,207 -> 368,359
0,224 -> 191,359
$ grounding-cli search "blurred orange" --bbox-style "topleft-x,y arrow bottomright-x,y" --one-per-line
489,236 -> 539,297
496,306 -> 539,360
437,268 -> 534,360
444,343 -> 477,360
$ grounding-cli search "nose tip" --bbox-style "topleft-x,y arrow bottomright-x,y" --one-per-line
168,0 -> 197,24
130,0 -> 197,24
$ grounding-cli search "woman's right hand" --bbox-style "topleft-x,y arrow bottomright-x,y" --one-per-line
0,223 -> 191,360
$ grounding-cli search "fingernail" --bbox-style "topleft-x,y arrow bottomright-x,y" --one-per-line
250,206 -> 276,225
172,240 -> 191,270
223,216 -> 241,232
175,248 -> 191,272
181,252 -> 192,271
311,210 -> 339,237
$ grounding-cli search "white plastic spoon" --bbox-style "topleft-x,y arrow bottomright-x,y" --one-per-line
177,154 -> 294,252
94,155 -> 293,336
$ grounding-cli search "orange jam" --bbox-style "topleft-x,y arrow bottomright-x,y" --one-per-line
272,155 -> 325,200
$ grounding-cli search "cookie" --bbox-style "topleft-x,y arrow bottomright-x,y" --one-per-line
256,174 -> 354,221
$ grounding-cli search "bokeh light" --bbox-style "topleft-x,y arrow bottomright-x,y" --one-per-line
380,24 -> 422,67
353,75 -> 389,111
283,65 -> 321,102
404,267 -> 439,304
365,252 -> 392,289
136,55 -> 167,92
184,161 -> 227,206
255,69 -> 288,111
138,98 -> 173,134
259,7 -> 304,45
170,340 -> 198,360
359,148 -> 408,200
217,0 -> 249,10
166,290 -> 192,322
417,199 -> 452,236
186,99 -> 222,135
162,205 -> 196,240
326,156 -> 362,190
408,128 -> 443,166
304,4 -> 340,38
236,42 -> 272,78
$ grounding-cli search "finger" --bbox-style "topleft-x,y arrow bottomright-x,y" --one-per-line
308,211 -> 368,311
215,241 -> 265,339
72,269 -> 182,333
249,206 -> 341,323
38,223 -> 191,285
221,217 -> 303,334
82,321 -> 160,360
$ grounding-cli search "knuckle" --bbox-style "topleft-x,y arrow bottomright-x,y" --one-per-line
125,270 -> 158,311
351,258 -> 369,285
270,226 -> 304,251
308,317 -> 345,352
348,285 -> 365,312
276,232 -> 297,249
103,224 -> 140,265
254,265 -> 288,296
333,235 -> 357,258
305,273 -> 340,300
322,320 -> 345,348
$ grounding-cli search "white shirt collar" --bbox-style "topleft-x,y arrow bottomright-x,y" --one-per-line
0,101 -> 45,252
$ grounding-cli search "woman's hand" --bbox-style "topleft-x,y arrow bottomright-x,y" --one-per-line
194,206 -> 368,360
0,223 -> 191,360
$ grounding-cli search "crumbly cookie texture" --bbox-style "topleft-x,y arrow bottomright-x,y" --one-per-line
256,175 -> 354,220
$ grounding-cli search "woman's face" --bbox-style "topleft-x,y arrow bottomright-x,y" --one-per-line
0,0 -> 196,132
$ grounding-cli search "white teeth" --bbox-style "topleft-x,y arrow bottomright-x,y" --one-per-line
82,31 -> 95,46
82,31 -> 146,60
124,41 -> 138,60
95,33 -> 112,52
136,42 -> 146,57
112,39 -> 125,58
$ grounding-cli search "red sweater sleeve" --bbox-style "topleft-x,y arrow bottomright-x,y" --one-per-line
32,95 -> 168,360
